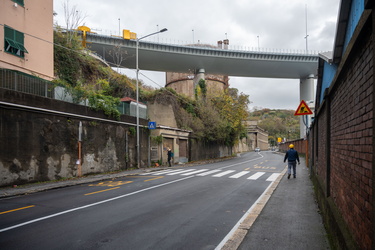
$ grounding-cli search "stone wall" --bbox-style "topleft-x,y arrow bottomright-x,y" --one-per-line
0,89 -> 245,187
0,89 -> 149,187
189,139 -> 232,161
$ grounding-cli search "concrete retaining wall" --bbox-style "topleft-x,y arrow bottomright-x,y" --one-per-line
0,89 -> 149,187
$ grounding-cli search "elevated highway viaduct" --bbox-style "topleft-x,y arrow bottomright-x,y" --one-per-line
86,33 -> 319,136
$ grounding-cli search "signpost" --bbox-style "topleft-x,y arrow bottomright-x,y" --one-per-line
294,100 -> 313,166
294,100 -> 313,139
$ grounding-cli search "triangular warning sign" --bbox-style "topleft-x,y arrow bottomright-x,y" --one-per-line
294,100 -> 313,116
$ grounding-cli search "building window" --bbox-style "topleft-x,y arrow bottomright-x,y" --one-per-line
12,0 -> 24,7
4,25 -> 28,58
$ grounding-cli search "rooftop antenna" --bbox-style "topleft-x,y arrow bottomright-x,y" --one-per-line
157,24 -> 159,42
118,18 -> 120,36
304,4 -> 309,52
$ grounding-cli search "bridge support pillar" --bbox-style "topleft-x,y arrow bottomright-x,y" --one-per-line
299,74 -> 315,137
193,69 -> 205,87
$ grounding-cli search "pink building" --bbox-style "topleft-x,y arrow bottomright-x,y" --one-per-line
0,0 -> 54,80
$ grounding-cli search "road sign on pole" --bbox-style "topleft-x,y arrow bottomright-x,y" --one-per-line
294,100 -> 313,116
148,121 -> 156,129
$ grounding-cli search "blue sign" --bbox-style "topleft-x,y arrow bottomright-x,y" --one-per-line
148,121 -> 157,129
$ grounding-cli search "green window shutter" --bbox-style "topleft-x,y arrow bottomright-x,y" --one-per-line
14,30 -> 23,43
3,25 -> 27,57
4,26 -> 13,39
5,38 -> 21,50
12,0 -> 24,7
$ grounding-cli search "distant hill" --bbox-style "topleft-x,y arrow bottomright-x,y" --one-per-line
248,108 -> 300,146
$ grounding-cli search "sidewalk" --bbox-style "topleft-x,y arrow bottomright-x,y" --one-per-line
236,160 -> 331,250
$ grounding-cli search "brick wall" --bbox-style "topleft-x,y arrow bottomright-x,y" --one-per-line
279,139 -> 303,152
329,22 -> 373,248
308,10 -> 374,249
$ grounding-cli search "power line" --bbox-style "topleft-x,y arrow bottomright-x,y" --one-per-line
0,24 -> 220,109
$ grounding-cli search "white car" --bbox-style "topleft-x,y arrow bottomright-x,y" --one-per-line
255,147 -> 260,152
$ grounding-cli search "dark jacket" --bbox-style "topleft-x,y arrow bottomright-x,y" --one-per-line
167,150 -> 172,160
284,149 -> 300,163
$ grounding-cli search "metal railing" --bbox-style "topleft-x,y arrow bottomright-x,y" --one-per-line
0,68 -> 54,98
0,68 -> 145,118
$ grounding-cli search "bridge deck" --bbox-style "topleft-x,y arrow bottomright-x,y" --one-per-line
86,33 -> 319,79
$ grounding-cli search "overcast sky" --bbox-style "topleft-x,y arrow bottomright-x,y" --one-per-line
53,0 -> 340,110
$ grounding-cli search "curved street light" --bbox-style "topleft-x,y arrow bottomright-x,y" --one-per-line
136,28 -> 168,169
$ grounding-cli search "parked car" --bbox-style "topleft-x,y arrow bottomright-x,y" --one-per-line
255,147 -> 260,152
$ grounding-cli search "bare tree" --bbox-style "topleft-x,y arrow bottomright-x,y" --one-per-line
63,0 -> 87,44
108,45 -> 130,71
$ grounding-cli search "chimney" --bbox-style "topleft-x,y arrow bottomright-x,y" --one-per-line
217,40 -> 223,49
223,39 -> 229,49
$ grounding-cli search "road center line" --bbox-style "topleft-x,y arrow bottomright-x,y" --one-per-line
0,205 -> 35,215
84,187 -> 120,196
0,176 -> 194,233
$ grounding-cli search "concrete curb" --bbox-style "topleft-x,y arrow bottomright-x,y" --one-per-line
220,166 -> 288,250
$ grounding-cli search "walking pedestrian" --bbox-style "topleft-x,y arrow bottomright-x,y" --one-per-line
167,148 -> 173,167
284,144 -> 300,179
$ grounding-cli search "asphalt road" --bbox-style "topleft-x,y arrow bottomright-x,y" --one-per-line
0,151 -> 285,250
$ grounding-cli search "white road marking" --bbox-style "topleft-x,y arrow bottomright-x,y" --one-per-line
247,172 -> 266,180
215,181 -> 274,250
0,176 -> 194,233
196,170 -> 222,176
229,171 -> 251,179
140,169 -> 177,175
213,170 -> 236,177
181,169 -> 209,176
167,169 -> 198,175
266,173 -> 280,182
150,169 -> 182,175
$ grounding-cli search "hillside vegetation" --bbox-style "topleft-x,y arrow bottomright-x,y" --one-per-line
249,108 -> 300,145
53,30 -> 250,146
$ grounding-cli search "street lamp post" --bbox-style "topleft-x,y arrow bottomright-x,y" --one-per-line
136,28 -> 167,169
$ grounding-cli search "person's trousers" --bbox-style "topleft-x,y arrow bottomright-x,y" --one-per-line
287,161 -> 297,176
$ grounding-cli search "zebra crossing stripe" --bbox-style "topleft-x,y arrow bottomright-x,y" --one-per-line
229,171 -> 251,178
266,173 -> 280,182
213,170 -> 236,177
141,169 -> 281,181
167,169 -> 198,175
181,169 -> 210,176
248,172 -> 266,180
196,169 -> 222,176
149,169 -> 182,175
